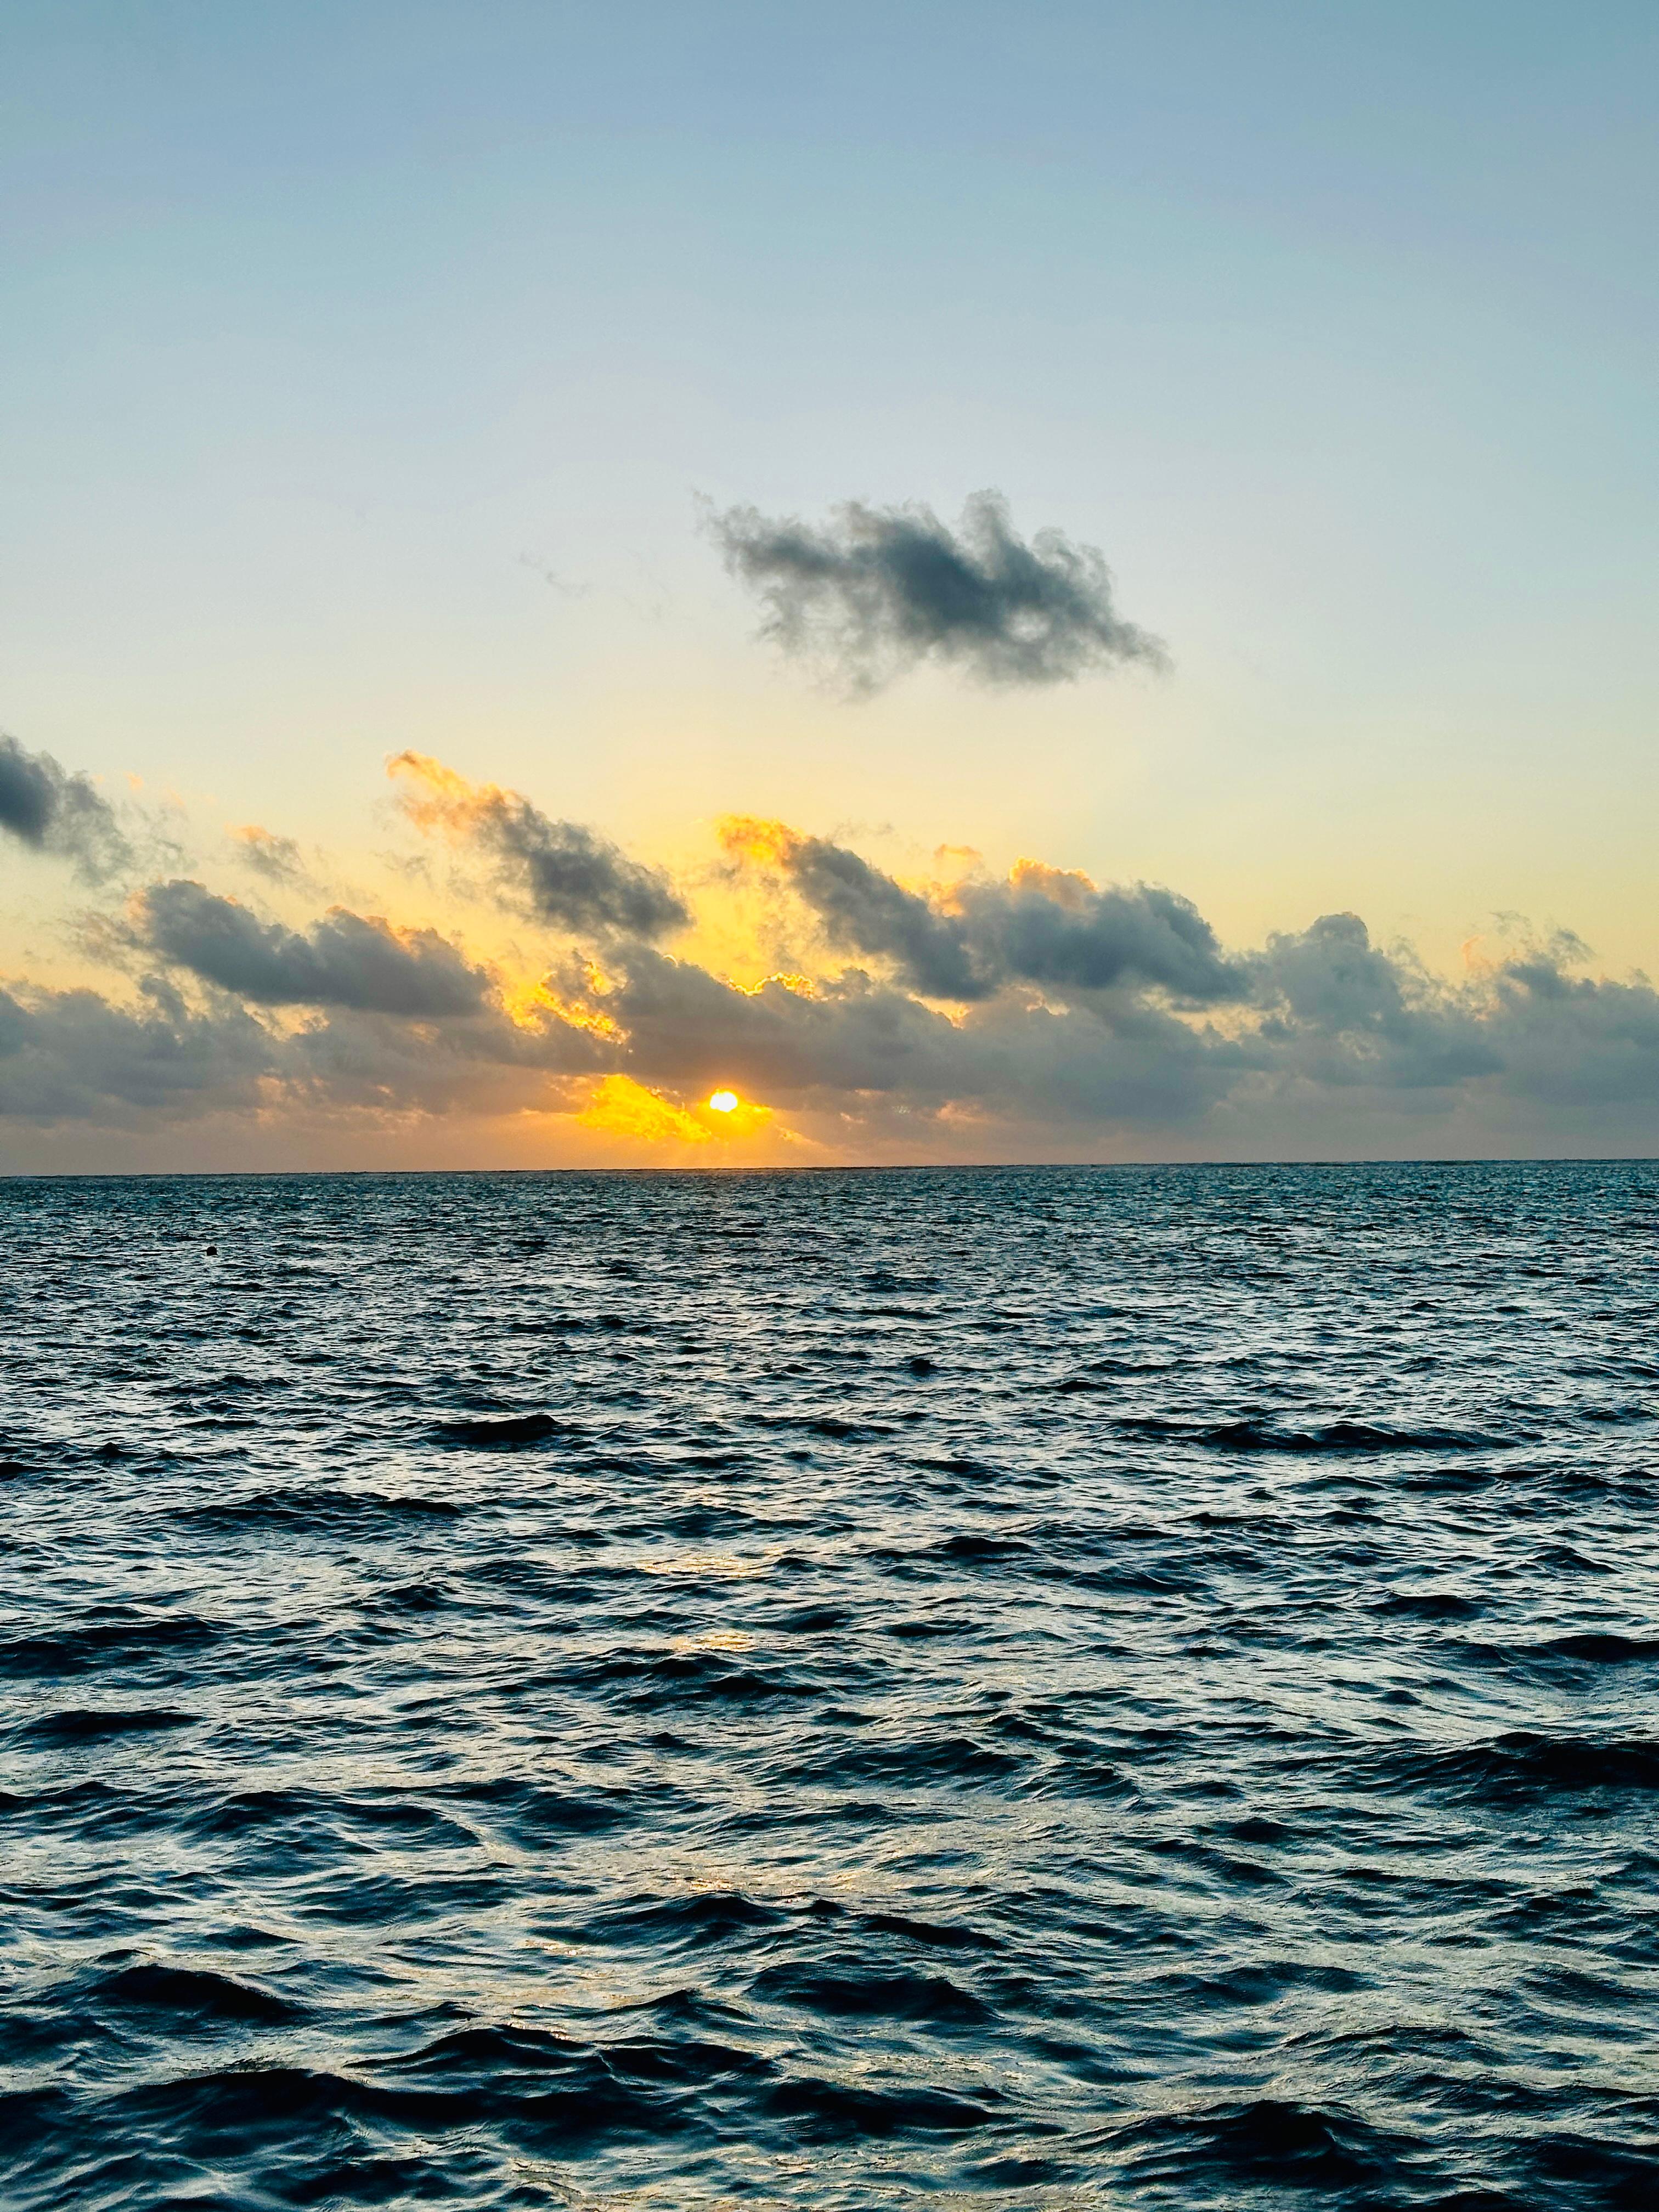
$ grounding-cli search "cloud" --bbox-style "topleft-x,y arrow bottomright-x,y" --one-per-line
1248,912 -> 1501,1091
755,830 -> 988,1000
0,978 -> 272,1125
9,899 -> 1659,1160
5,767 -> 1659,1163
597,941 -> 1244,1136
581,919 -> 1659,1156
580,1073 -> 720,1146
0,960 -> 616,1136
388,753 -> 688,939
133,879 -> 492,1015
0,732 -> 129,881
228,824 -> 311,885
280,998 -> 606,1118
721,822 -> 1245,1005
707,491 -> 1166,693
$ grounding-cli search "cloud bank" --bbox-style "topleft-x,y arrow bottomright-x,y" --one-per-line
134,879 -> 492,1016
3,755 -> 1658,1167
708,492 -> 1166,693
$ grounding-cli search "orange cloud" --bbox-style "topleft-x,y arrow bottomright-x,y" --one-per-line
729,970 -> 817,999
501,972 -> 624,1040
386,751 -> 499,837
716,815 -> 802,867
1009,856 -> 1097,910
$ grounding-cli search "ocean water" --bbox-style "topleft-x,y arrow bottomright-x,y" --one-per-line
2,1161 -> 1657,2211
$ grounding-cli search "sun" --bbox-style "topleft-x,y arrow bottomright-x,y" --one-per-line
707,1090 -> 740,1114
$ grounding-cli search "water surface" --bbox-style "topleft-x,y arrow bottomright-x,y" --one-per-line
2,1163 -> 1657,2207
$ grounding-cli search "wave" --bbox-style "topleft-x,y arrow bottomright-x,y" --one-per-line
431,1411 -> 568,1447
0,1612 -> 220,1678
1373,1590 -> 1485,1619
747,1965 -> 992,2023
87,1963 -> 300,2027
435,1774 -> 636,1837
554,1649 -> 816,1707
781,1733 -> 1027,1788
1096,2095 -> 1443,2195
582,1889 -> 789,1951
1369,1730 -> 1659,1803
172,1487 -> 460,1531
16,1706 -> 200,1743
1447,1631 -> 1659,1680
1120,1415 -> 1510,1453
758,2073 -> 1004,2140
1538,1631 -> 1659,1663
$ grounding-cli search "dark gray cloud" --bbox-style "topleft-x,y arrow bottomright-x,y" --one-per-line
780,838 -> 986,1000
389,753 -> 689,939
1249,913 -> 1500,1091
0,978 -> 272,1125
957,872 -> 1242,1003
0,733 -> 130,881
495,809 -> 688,938
605,948 -> 963,1103
739,830 -> 1244,1005
284,999 -> 607,1118
0,972 -> 607,1133
708,491 -> 1166,693
134,879 -> 492,1015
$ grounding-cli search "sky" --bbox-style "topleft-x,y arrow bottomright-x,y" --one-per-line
1,0 -> 1656,1169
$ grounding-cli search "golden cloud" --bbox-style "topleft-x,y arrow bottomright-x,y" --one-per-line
716,814 -> 803,867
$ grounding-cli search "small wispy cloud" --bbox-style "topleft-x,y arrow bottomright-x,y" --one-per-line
706,490 -> 1166,695
227,824 -> 311,885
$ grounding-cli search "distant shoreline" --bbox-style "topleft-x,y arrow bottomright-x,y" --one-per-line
3,1156 -> 1656,1183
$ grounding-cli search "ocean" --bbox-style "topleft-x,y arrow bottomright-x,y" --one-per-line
2,1162 -> 1656,2209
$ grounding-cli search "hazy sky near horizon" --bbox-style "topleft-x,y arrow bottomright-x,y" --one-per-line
2,2 -> 1656,1167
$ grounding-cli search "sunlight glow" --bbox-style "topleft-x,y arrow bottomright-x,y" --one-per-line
579,1075 -> 712,1146
572,1075 -> 797,1155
